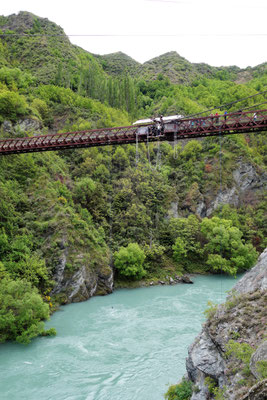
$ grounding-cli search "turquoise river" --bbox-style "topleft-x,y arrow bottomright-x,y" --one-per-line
0,275 -> 239,400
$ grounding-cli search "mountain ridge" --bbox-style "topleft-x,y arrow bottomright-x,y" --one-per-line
1,11 -> 266,86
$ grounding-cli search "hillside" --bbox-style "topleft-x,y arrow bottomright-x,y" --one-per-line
96,50 -> 267,86
182,249 -> 267,399
0,12 -> 97,83
134,51 -> 238,84
0,11 -> 140,119
0,11 -> 266,344
1,12 -> 266,89
95,51 -> 141,76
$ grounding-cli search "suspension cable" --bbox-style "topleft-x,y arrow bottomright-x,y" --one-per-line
235,101 -> 267,111
155,137 -> 161,170
173,129 -> 178,159
108,145 -> 113,268
146,132 -> 152,169
184,89 -> 267,119
219,127 -> 223,301
136,131 -> 139,168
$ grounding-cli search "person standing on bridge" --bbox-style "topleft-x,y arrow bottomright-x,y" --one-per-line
224,111 -> 228,121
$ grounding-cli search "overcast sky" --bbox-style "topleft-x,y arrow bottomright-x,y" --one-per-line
1,0 -> 267,68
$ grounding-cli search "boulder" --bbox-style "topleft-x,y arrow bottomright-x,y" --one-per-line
181,275 -> 194,284
186,329 -> 226,399
229,248 -> 267,296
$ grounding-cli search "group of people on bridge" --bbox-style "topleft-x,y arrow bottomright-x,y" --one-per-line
136,109 -> 260,138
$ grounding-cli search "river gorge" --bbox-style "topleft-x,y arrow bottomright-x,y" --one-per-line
0,275 -> 238,400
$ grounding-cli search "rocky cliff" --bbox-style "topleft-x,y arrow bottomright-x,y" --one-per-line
167,157 -> 267,220
185,249 -> 267,399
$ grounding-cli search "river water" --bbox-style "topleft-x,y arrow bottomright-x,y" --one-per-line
0,275 -> 239,400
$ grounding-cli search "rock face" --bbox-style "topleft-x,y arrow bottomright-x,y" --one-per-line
50,237 -> 114,304
1,118 -> 43,136
52,261 -> 114,304
250,342 -> 267,379
186,249 -> 267,399
205,161 -> 267,217
51,251 -> 114,303
167,160 -> 267,219
240,379 -> 267,400
232,249 -> 267,295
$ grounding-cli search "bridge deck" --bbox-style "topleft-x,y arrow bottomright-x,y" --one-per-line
0,109 -> 266,155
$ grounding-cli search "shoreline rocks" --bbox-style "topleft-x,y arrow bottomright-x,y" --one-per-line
151,275 -> 194,286
184,248 -> 267,399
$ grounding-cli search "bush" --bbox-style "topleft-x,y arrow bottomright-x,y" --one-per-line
172,238 -> 187,263
256,360 -> 267,379
165,378 -> 193,400
0,89 -> 28,122
0,277 -> 54,344
114,243 -> 146,280
201,217 -> 258,275
204,301 -> 218,320
225,340 -> 254,376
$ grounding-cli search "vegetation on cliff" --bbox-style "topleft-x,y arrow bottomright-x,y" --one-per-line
0,11 -> 266,343
166,250 -> 267,400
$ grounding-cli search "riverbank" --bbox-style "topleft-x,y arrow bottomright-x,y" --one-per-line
0,275 -> 239,400
114,273 -> 194,289
179,248 -> 267,400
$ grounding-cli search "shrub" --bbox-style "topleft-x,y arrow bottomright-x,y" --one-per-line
0,89 -> 28,122
225,340 -> 254,376
0,277 -> 54,344
256,360 -> 267,379
114,243 -> 146,280
204,301 -> 218,320
165,378 -> 193,400
201,217 -> 258,275
172,238 -> 187,263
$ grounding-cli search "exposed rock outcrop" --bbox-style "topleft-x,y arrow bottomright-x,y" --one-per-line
1,118 -> 43,136
250,342 -> 267,380
232,249 -> 267,295
50,236 -> 114,304
206,161 -> 267,217
240,379 -> 267,400
167,160 -> 267,219
185,248 -> 267,399
51,252 -> 114,304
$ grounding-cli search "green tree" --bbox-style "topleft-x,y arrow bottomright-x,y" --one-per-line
180,140 -> 203,161
167,215 -> 203,261
5,253 -> 50,289
0,89 -> 28,122
73,177 -> 97,207
201,217 -> 258,275
172,238 -> 187,263
112,147 -> 130,171
0,278 -> 54,344
114,243 -> 146,280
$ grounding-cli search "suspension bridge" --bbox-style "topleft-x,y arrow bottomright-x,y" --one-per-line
0,108 -> 266,156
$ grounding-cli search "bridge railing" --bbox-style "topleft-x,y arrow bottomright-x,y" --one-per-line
0,109 -> 266,155
0,125 -> 139,154
172,109 -> 267,135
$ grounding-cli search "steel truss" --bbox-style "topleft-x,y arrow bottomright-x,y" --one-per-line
0,109 -> 266,155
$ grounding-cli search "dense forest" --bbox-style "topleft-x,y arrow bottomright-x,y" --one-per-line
0,11 -> 266,344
